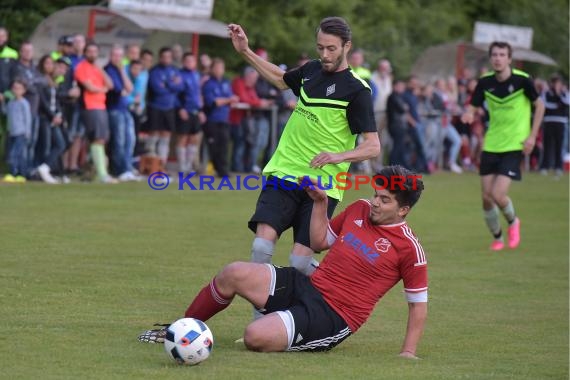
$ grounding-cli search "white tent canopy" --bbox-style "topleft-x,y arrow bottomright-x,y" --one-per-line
30,5 -> 228,60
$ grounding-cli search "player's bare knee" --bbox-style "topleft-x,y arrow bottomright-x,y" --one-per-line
218,262 -> 249,287
243,325 -> 268,352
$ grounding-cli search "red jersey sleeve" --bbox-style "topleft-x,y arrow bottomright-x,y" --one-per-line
399,225 -> 428,300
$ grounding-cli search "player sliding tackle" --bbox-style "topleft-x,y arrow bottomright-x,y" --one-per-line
139,166 -> 428,358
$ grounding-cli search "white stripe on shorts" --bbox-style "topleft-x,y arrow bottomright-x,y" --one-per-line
265,263 -> 277,296
276,310 -> 295,349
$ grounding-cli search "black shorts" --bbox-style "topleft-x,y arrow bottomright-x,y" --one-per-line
81,109 -> 109,142
176,112 -> 201,135
147,107 -> 176,132
479,150 -> 523,180
248,177 -> 338,248
263,265 -> 351,351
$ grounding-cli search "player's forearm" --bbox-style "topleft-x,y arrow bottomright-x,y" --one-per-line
240,48 -> 288,90
400,302 -> 427,355
309,198 -> 329,251
530,99 -> 545,138
339,133 -> 381,163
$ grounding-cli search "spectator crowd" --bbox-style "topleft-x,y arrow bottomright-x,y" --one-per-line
0,26 -> 568,184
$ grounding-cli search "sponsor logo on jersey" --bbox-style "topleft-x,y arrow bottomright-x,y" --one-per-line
374,238 -> 391,253
354,219 -> 363,227
342,232 -> 380,263
326,83 -> 336,96
508,84 -> 514,93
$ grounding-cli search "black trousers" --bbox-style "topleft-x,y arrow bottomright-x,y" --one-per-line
541,122 -> 565,170
204,121 -> 230,176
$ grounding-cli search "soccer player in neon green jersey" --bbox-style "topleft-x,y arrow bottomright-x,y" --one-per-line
228,18 -> 381,276
462,41 -> 544,251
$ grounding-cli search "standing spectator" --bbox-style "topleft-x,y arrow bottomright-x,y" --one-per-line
348,48 -> 371,81
105,45 -> 138,181
199,53 -> 212,85
146,47 -> 184,165
69,34 -> 85,71
63,34 -> 86,176
134,49 -> 153,140
540,74 -> 569,177
251,49 -> 277,173
36,55 -> 66,184
202,57 -> 239,177
123,43 -> 141,66
229,66 -> 267,172
4,79 -> 31,183
74,42 -> 116,183
0,26 -> 18,96
0,27 -> 19,158
11,41 -> 43,170
369,59 -> 393,171
387,79 -> 410,167
434,79 -> 463,173
126,59 -> 147,156
176,53 -> 205,174
402,75 -> 428,173
171,43 -> 184,68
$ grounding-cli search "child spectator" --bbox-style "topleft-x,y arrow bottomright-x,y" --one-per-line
4,79 -> 32,182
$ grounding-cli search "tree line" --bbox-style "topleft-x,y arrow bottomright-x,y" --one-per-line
1,0 -> 567,78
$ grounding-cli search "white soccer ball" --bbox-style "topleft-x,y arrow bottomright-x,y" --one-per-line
164,318 -> 214,365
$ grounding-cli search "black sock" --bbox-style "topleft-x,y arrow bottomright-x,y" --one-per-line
493,230 -> 502,240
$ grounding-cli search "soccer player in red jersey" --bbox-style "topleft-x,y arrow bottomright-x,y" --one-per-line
139,166 -> 428,358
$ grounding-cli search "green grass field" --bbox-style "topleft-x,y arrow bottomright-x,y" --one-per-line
1,172 -> 568,379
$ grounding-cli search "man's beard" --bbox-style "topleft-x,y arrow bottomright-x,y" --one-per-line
321,48 -> 345,73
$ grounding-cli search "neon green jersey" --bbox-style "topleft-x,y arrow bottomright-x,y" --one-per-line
471,69 -> 539,153
263,60 -> 376,201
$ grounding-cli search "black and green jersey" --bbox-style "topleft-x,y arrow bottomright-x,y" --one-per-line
471,69 -> 539,153
263,60 -> 376,201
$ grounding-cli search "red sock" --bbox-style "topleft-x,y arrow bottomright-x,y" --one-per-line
184,278 -> 233,321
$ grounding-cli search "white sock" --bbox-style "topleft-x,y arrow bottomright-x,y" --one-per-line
176,146 -> 187,173
500,199 -> 516,225
157,137 -> 170,164
483,207 -> 502,239
146,135 -> 159,155
187,145 -> 199,172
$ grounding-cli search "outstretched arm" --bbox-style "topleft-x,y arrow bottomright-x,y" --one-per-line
228,24 -> 288,90
399,302 -> 427,359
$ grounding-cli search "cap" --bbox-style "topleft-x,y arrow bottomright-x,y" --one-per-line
58,35 -> 74,46
56,56 -> 72,66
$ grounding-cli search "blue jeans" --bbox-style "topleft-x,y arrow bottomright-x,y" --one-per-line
109,110 -> 135,175
247,116 -> 269,171
444,125 -> 462,165
230,120 -> 247,172
7,135 -> 28,176
408,123 -> 428,172
27,116 -> 39,169
44,126 -> 68,171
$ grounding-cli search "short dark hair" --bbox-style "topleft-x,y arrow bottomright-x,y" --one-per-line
374,165 -> 424,209
488,41 -> 512,58
129,59 -> 142,66
159,47 -> 171,57
141,49 -> 153,57
10,78 -> 26,90
84,41 -> 98,54
316,17 -> 351,45
182,52 -> 195,60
